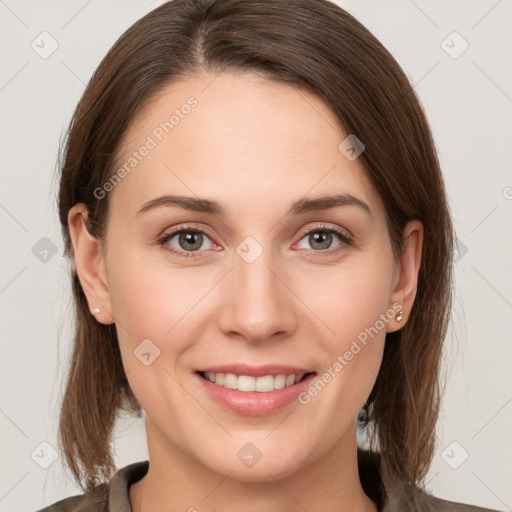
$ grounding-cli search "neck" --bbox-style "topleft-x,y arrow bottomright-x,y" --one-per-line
130,420 -> 377,512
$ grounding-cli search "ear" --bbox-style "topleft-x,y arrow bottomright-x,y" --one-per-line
386,219 -> 423,332
67,203 -> 114,325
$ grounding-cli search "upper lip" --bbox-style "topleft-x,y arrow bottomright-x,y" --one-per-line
195,364 -> 315,377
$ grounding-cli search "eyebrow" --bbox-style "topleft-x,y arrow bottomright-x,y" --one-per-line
136,193 -> 372,219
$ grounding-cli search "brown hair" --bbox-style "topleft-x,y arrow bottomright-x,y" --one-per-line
56,0 -> 454,499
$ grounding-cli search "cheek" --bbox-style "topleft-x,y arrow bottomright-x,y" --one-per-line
107,229 -> 394,373
106,244 -> 228,381
108,236 -> 394,350
106,252 -> 208,413
301,250 -> 394,349
296,250 -> 394,407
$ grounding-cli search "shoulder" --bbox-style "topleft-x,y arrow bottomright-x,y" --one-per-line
34,483 -> 108,512
34,460 -> 149,512
385,481 -> 502,512
414,488 -> 501,512
356,448 -> 500,512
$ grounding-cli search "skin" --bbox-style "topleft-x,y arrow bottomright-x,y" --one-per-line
68,71 -> 423,512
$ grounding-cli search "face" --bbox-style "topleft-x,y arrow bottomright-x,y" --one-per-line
77,71 -> 416,481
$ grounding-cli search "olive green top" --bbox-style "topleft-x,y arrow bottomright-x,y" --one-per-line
35,449 -> 500,511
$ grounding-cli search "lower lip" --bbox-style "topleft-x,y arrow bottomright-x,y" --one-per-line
194,372 -> 317,416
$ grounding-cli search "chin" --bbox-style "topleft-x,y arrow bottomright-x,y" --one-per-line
196,439 -> 310,482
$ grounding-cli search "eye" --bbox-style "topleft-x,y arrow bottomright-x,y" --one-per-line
295,225 -> 352,253
157,225 -> 218,258
157,223 -> 353,259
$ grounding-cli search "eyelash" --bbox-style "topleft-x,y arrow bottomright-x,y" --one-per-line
156,223 -> 353,259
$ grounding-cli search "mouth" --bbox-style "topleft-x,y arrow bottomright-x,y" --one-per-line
196,370 -> 315,392
193,364 -> 317,415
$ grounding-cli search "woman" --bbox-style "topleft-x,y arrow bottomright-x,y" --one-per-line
36,0 -> 499,510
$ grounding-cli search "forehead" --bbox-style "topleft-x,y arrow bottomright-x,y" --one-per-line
109,71 -> 384,220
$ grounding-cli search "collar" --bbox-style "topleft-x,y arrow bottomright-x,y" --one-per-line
107,448 -> 385,511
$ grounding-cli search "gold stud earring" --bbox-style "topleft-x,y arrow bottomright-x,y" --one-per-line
396,310 -> 404,322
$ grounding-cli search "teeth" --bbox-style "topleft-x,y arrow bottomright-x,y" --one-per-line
202,372 -> 306,392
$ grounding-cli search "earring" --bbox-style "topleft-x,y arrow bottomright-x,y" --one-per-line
92,307 -> 100,314
396,310 -> 404,322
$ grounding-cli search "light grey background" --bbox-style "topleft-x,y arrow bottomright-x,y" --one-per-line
1,1 -> 511,511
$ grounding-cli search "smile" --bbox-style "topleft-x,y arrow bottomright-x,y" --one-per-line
198,371 -> 311,392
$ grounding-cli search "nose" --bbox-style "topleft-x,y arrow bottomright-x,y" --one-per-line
217,248 -> 298,344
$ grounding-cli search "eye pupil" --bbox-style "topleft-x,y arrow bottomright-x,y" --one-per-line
179,231 -> 203,251
310,231 -> 332,250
